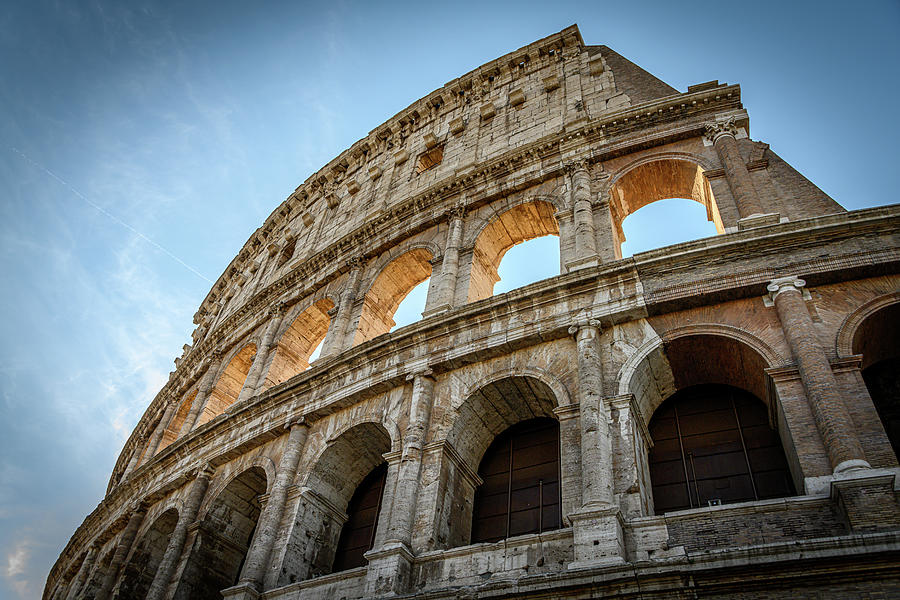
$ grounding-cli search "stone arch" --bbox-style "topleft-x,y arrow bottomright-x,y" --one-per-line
322,407 -> 403,454
156,391 -> 196,454
466,199 -> 560,303
174,466 -> 269,600
80,545 -> 116,599
606,154 -> 724,258
262,297 -> 336,390
198,342 -> 257,426
116,507 -> 179,599
835,291 -> 900,359
618,325 -> 783,423
199,457 -> 277,520
291,421 -> 393,580
353,247 -> 435,345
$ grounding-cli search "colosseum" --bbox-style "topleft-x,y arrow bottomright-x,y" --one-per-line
46,24 -> 900,599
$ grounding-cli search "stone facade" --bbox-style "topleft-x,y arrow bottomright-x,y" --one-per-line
46,25 -> 900,600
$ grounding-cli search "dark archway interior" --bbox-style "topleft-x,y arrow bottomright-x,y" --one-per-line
853,303 -> 900,460
648,384 -> 794,514
174,467 -> 267,600
471,417 -> 561,543
117,509 -> 179,599
332,462 -> 388,572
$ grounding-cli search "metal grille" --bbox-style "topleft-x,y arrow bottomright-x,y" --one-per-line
332,462 -> 387,572
649,384 -> 795,514
471,418 -> 562,544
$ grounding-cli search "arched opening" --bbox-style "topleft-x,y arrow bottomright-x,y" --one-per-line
116,509 -> 179,598
333,462 -> 388,572
289,422 -> 392,581
443,375 -> 568,549
852,303 -> 900,459
80,547 -> 115,599
174,467 -> 268,600
262,298 -> 335,390
609,159 -> 723,259
648,384 -> 795,513
620,198 -> 720,256
354,248 -> 434,345
198,344 -> 257,426
157,393 -> 195,454
472,417 -> 561,544
624,333 -> 798,515
468,201 -> 559,303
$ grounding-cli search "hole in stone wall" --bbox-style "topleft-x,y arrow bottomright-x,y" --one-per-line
391,277 -> 429,331
620,198 -> 719,257
493,236 -> 560,296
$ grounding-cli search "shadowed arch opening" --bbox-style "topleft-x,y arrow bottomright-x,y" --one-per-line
609,159 -> 723,259
468,201 -> 559,303
263,298 -> 335,390
291,422 -> 392,580
117,508 -> 179,599
157,392 -> 195,454
199,344 -> 257,426
174,467 -> 268,600
852,302 -> 900,459
354,248 -> 433,346
81,547 -> 115,599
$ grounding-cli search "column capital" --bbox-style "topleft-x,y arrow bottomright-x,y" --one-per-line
564,157 -> 590,176
347,256 -> 365,270
765,276 -> 807,305
405,368 -> 434,382
703,117 -> 738,144
568,318 -> 601,340
285,417 -> 309,431
189,463 -> 216,481
448,201 -> 467,220
267,301 -> 289,317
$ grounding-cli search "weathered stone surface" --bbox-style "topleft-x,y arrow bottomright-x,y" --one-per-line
45,25 -> 900,600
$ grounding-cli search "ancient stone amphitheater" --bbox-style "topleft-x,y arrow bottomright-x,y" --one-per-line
46,25 -> 900,600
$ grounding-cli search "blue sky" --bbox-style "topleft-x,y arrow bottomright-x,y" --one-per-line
2,1 -> 898,597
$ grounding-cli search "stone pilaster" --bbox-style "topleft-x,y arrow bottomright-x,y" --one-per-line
95,503 -> 146,600
65,543 -> 99,600
567,319 -> 624,568
238,302 -> 288,403
605,394 -> 652,518
565,160 -> 599,271
229,419 -> 309,597
179,354 -> 222,436
423,206 -> 465,316
122,434 -> 148,478
767,276 -> 869,473
366,370 -> 435,596
320,258 -> 363,358
705,118 -> 769,223
145,465 -> 214,600
143,401 -> 178,463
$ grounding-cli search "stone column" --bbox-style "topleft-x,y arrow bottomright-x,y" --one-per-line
767,276 -> 869,473
704,118 -> 765,219
146,465 -> 214,600
122,434 -> 149,478
143,401 -> 178,462
566,160 -> 599,271
320,258 -> 363,358
567,319 -> 624,568
366,370 -> 435,596
95,503 -> 146,600
238,303 -> 288,403
64,543 -> 99,600
424,207 -> 465,316
231,419 -> 309,595
179,355 -> 221,436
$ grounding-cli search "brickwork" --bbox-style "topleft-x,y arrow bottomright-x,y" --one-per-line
45,25 -> 900,600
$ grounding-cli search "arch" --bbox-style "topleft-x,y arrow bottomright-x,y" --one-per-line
466,200 -> 560,303
156,392 -> 196,454
291,422 -> 393,580
198,343 -> 257,426
835,291 -> 900,358
199,456 -> 277,520
606,156 -> 724,258
647,384 -> 796,514
173,466 -> 269,600
617,326 -> 783,423
116,508 -> 179,599
353,248 -> 435,345
262,297 -> 336,390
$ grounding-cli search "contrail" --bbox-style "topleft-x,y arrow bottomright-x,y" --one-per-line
12,147 -> 213,284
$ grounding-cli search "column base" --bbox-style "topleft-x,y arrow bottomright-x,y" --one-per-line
567,505 -> 626,569
831,470 -> 900,532
364,542 -> 415,597
421,304 -> 451,319
220,582 -> 260,600
565,256 -> 600,273
737,212 -> 781,230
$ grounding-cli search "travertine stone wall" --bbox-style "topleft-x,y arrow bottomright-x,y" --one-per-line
46,25 -> 900,600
